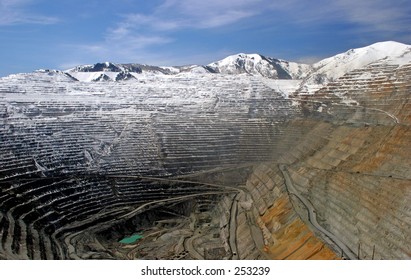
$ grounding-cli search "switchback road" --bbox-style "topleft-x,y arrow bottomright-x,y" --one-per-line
279,164 -> 357,260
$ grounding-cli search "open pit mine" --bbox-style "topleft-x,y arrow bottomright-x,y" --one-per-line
0,41 -> 410,260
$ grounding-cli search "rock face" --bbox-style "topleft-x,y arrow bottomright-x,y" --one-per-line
0,42 -> 410,260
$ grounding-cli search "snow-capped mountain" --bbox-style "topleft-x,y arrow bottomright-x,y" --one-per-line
65,54 -> 311,82
300,41 -> 411,89
6,41 -> 411,89
207,53 -> 311,79
66,61 -> 211,82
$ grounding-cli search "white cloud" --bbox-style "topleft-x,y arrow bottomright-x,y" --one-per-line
111,0 -> 411,39
266,0 -> 411,34
115,0 -> 267,32
0,0 -> 58,25
89,0 -> 266,60
66,33 -> 173,66
113,13 -> 184,32
335,0 -> 411,32
197,10 -> 256,28
62,0 -> 411,67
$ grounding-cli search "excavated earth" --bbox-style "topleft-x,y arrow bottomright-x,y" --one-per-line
0,62 -> 410,260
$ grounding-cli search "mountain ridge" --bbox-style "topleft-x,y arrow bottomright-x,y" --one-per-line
302,41 -> 411,83
5,41 -> 411,85
64,41 -> 411,83
206,53 -> 311,79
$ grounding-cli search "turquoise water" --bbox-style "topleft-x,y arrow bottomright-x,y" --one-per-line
119,234 -> 143,244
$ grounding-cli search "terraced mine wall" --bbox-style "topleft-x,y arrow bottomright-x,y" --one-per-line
0,63 -> 410,259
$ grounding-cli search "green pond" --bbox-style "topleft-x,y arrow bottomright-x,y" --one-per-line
119,234 -> 143,244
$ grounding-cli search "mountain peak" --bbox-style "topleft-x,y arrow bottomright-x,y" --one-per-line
368,40 -> 408,49
227,53 -> 264,60
207,53 -> 310,79
70,62 -> 123,73
299,41 -> 411,88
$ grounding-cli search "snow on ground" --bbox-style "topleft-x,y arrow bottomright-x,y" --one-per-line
303,41 -> 411,84
258,78 -> 301,98
207,53 -> 310,79
68,71 -> 118,82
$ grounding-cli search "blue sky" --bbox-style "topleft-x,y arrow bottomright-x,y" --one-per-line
1,0 -> 411,77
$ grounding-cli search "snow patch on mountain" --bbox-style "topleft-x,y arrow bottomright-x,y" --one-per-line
65,61 -> 215,82
301,41 -> 411,90
207,53 -> 310,79
259,78 -> 302,98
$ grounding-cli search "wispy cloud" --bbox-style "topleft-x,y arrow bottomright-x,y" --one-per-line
108,0 -> 265,35
77,0 -> 267,63
267,0 -> 411,34
65,0 -> 411,67
156,0 -> 265,28
107,0 -> 411,46
335,0 -> 411,33
0,0 -> 58,25
65,34 -> 173,67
